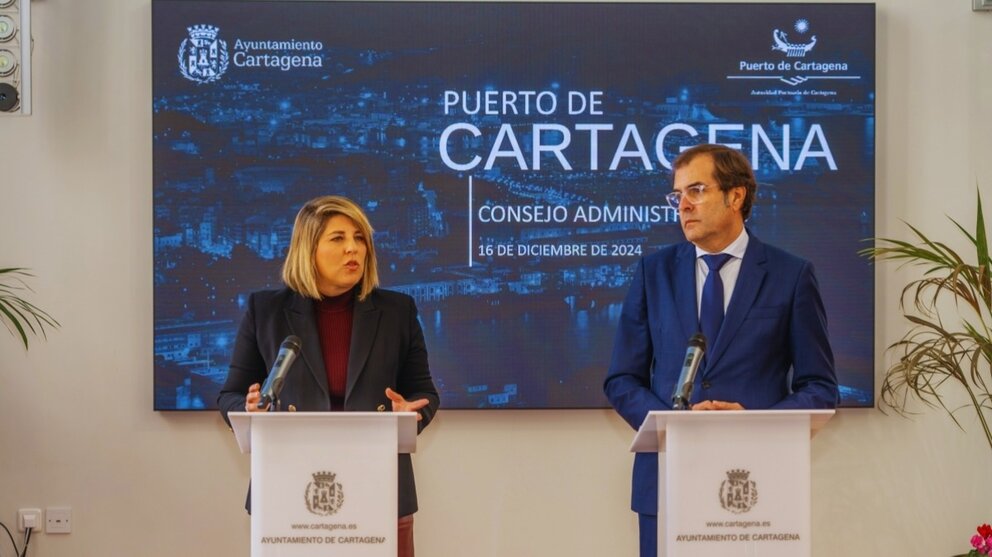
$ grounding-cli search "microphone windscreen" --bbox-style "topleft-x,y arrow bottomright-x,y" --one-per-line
281,335 -> 302,352
688,333 -> 706,351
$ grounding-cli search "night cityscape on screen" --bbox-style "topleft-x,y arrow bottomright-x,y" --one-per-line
153,2 -> 875,410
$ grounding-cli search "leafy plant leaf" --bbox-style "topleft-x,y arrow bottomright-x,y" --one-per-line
0,268 -> 60,351
863,190 -> 992,452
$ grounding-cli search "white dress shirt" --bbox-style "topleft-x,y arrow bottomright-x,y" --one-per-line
694,228 -> 749,317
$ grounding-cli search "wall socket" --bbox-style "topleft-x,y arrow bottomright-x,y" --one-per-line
45,506 -> 71,534
16,508 -> 41,532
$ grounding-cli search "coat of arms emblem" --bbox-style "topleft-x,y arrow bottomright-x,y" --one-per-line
719,469 -> 758,514
178,25 -> 229,84
305,471 -> 345,516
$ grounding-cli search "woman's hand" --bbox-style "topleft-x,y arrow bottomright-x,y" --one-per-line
245,383 -> 268,412
385,387 -> 429,421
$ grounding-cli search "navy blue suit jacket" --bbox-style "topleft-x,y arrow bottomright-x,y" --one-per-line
604,233 -> 838,515
218,287 -> 440,517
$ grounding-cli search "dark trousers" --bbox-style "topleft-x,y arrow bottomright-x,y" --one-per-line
398,514 -> 414,557
638,513 -> 657,557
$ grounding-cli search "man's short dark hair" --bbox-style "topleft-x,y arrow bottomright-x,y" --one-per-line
673,144 -> 757,220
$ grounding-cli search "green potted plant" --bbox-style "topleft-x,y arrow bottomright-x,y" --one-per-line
0,267 -> 60,349
860,192 -> 990,557
860,191 -> 990,450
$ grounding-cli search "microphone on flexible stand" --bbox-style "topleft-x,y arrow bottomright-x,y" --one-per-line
257,335 -> 302,411
671,333 -> 707,410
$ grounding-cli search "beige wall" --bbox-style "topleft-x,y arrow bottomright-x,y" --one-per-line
1,1 -> 990,555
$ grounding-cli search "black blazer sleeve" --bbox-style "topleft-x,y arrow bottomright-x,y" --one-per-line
217,292 -> 267,427
398,295 -> 439,431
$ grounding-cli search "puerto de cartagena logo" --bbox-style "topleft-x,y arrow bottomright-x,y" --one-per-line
728,17 -> 859,91
178,24 -> 229,84
771,18 -> 816,58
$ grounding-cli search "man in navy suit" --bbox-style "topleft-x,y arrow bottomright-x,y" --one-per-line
604,144 -> 838,557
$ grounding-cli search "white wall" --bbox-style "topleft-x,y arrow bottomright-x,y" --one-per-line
1,1 -> 990,556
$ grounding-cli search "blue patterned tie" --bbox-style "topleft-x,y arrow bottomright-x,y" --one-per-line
700,253 -> 733,346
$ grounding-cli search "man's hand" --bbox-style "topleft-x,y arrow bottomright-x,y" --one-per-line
385,387 -> 429,421
691,400 -> 745,411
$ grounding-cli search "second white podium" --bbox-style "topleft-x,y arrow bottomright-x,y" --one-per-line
632,410 -> 834,557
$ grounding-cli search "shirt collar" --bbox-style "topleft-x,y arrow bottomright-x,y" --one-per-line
694,227 -> 749,260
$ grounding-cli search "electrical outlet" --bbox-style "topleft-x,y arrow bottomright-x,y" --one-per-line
17,508 -> 41,532
45,506 -> 71,534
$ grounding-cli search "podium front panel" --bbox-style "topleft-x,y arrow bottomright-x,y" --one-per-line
663,413 -> 811,557
250,414 -> 398,557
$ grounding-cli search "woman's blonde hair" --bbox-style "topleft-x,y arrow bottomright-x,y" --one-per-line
281,195 -> 379,301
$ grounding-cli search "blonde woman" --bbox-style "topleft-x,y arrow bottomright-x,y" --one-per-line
219,195 -> 439,557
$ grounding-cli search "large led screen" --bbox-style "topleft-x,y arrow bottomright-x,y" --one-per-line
153,1 -> 876,410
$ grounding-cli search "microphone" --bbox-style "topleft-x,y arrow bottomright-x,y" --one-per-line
257,335 -> 302,410
671,333 -> 707,410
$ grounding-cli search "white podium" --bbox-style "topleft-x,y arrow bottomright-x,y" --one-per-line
229,412 -> 418,557
631,410 -> 834,557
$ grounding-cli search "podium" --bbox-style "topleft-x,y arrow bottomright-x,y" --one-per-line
229,411 -> 418,557
631,410 -> 834,557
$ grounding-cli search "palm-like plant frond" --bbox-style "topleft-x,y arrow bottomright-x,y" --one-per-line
0,268 -> 60,350
859,190 -> 992,451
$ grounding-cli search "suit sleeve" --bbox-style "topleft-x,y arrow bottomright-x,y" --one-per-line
396,296 -> 440,433
772,261 -> 839,410
604,258 -> 669,430
217,293 -> 268,427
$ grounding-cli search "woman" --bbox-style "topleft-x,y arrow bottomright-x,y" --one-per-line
218,195 -> 440,557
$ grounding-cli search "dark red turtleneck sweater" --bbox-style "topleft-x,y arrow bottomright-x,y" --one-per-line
314,291 -> 354,410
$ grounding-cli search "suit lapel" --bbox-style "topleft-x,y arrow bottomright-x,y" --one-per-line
704,234 -> 767,373
673,243 -> 699,340
286,293 -> 329,397
346,293 -> 381,400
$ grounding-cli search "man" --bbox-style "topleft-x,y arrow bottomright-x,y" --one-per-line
603,144 -> 838,557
